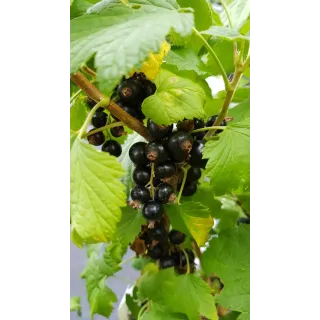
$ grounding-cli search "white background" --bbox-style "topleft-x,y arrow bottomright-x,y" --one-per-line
0,1 -> 319,320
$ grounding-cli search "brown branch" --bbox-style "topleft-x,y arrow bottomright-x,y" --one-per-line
81,66 -> 97,78
71,72 -> 152,141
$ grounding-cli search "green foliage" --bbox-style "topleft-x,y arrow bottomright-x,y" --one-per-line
201,26 -> 249,41
142,69 -> 206,125
70,98 -> 88,131
220,0 -> 250,31
229,99 -> 250,123
70,296 -> 81,316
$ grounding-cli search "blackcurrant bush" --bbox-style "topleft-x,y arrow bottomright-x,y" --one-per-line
142,200 -> 164,221
129,142 -> 150,166
130,186 -> 151,203
206,115 -> 227,134
167,131 -> 193,163
155,183 -> 174,204
147,119 -> 173,140
159,255 -> 177,269
133,166 -> 151,186
181,249 -> 195,266
121,104 -> 143,119
189,140 -> 208,169
237,217 -> 250,225
194,118 -> 205,130
146,141 -> 169,164
147,244 -> 163,260
143,80 -> 157,97
91,111 -> 107,128
110,126 -> 125,137
154,161 -> 175,179
87,130 -> 105,146
149,224 -> 166,241
180,181 -> 197,197
117,79 -> 143,105
86,97 -> 104,112
186,167 -> 202,182
168,230 -> 185,245
101,140 -> 122,157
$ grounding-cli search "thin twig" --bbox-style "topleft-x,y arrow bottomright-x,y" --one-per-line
82,121 -> 124,138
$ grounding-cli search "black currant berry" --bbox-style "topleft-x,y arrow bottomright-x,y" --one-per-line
180,181 -> 197,197
149,224 -> 166,241
120,104 -> 143,119
153,177 -> 162,187
189,140 -> 208,169
155,183 -> 175,204
87,130 -> 105,146
143,80 -> 157,97
181,249 -> 195,266
129,142 -> 150,166
86,97 -> 104,112
131,72 -> 147,83
237,217 -> 250,225
130,186 -> 151,203
146,141 -> 169,164
142,200 -> 164,221
147,244 -> 163,260
101,140 -> 122,157
133,166 -> 151,186
206,115 -> 227,134
147,119 -> 173,140
168,230 -> 185,245
186,167 -> 202,182
154,161 -> 175,179
117,79 -> 143,105
159,256 -> 177,269
167,131 -> 193,163
110,126 -> 125,137
194,118 -> 205,130
91,111 -> 107,128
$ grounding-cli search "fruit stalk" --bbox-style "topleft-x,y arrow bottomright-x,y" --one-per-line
82,121 -> 124,138
71,72 -> 152,141
176,165 -> 190,204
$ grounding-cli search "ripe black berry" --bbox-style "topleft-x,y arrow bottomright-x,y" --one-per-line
147,119 -> 173,140
237,217 -> 250,225
186,167 -> 202,182
120,104 -> 143,119
206,115 -> 227,134
146,141 -> 169,164
110,126 -> 125,137
168,230 -> 185,245
159,255 -> 177,269
129,142 -> 150,166
143,80 -> 157,97
189,140 -> 208,169
133,166 -> 151,186
155,183 -> 174,204
87,130 -> 105,146
147,244 -> 163,260
130,186 -> 151,203
180,181 -> 197,197
91,111 -> 107,128
168,131 -> 193,163
101,140 -> 122,157
117,79 -> 143,105
86,97 -> 104,112
149,224 -> 166,241
142,200 -> 164,221
154,161 -> 175,179
153,178 -> 162,187
194,118 -> 205,130
181,249 -> 195,266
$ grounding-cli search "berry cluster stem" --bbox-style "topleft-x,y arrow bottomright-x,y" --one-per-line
176,165 -> 191,204
137,302 -> 149,320
149,163 -> 155,200
71,72 -> 152,141
82,121 -> 124,138
220,0 -> 233,29
191,126 -> 227,134
181,249 -> 190,275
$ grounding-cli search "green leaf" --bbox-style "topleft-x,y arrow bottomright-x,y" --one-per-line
70,138 -> 126,245
201,26 -> 249,41
217,87 -> 250,103
228,99 -> 250,123
166,202 -> 213,246
164,47 -> 211,77
70,0 -> 92,19
203,118 -> 250,195
220,0 -> 250,31
70,296 -> 81,316
142,69 -> 206,125
70,1 -> 194,94
70,99 -> 88,131
141,302 -> 188,320
86,243 -> 102,258
118,132 -> 146,197
201,225 -> 250,319
239,16 -> 250,35
116,206 -> 146,247
70,131 -> 78,150
126,293 -> 141,319
132,256 -> 153,270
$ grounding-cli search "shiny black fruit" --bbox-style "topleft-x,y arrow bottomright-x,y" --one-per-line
180,181 -> 197,197
181,249 -> 195,266
86,97 -> 104,112
117,79 -> 143,105
133,166 -> 151,186
186,167 -> 202,182
120,104 -> 143,119
154,161 -> 175,179
143,80 -> 157,97
168,230 -> 185,245
87,130 -> 105,146
129,142 -> 150,166
142,200 -> 164,221
159,255 -> 177,269
147,244 -> 163,259
168,131 -> 193,163
149,224 -> 166,241
206,115 -> 227,134
189,140 -> 208,169
91,111 -> 107,128
101,140 -> 122,157
146,141 -> 169,164
155,183 -> 174,204
147,119 -> 173,140
130,186 -> 151,203
193,118 -> 206,140
110,126 -> 125,137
